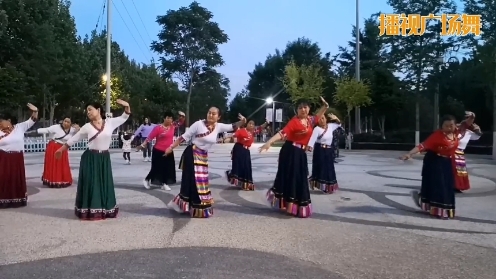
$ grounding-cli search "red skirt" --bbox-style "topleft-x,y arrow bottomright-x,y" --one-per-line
453,149 -> 470,191
0,150 -> 27,208
42,141 -> 72,188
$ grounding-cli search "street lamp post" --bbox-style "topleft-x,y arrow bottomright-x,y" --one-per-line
266,97 -> 275,134
105,0 -> 112,114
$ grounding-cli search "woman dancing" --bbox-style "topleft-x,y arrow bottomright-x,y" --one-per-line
0,104 -> 38,208
134,117 -> 155,162
37,118 -> 79,188
165,107 -> 246,218
259,97 -> 329,218
400,115 -> 459,219
139,111 -> 176,191
307,113 -> 341,193
454,111 -> 482,192
55,100 -> 130,220
225,119 -> 268,191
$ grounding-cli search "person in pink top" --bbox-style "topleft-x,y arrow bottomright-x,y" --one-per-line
137,111 -> 176,191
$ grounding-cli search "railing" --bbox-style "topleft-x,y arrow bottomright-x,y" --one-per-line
22,135 -> 183,153
23,135 -> 122,153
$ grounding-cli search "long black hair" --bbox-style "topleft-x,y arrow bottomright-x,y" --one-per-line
85,102 -> 106,120
143,117 -> 151,125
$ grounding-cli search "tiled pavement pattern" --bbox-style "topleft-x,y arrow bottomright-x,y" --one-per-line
2,144 -> 496,279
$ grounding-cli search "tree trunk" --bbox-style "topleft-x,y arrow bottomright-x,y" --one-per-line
492,53 -> 496,160
378,115 -> 386,139
415,62 -> 422,146
185,69 -> 195,127
49,101 -> 56,125
16,107 -> 22,123
347,110 -> 352,133
369,115 -> 373,134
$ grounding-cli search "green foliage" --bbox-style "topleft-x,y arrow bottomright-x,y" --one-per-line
151,1 -> 229,125
0,0 -> 185,126
282,60 -> 325,104
333,77 -> 372,113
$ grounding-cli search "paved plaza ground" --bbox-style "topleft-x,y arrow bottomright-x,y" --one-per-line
2,143 -> 496,278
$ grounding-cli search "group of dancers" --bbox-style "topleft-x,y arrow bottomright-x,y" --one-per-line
0,99 -> 482,221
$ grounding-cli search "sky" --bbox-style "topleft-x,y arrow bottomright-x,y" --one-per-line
70,0 -> 460,101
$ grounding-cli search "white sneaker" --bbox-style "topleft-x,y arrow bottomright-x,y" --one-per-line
143,158 -> 147,162
162,184 -> 171,191
147,157 -> 151,162
143,179 -> 151,189
127,160 -> 131,165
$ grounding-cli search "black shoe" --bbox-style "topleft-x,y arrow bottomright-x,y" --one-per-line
455,189 -> 463,193
334,160 -> 338,163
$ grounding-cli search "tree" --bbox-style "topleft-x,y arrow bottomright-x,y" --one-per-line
244,38 -> 335,123
0,0 -> 6,37
387,0 -> 457,144
335,15 -> 403,136
227,90 -> 251,122
151,1 -> 229,126
189,68 -> 229,121
334,77 -> 372,129
282,60 -> 326,104
463,0 -> 496,158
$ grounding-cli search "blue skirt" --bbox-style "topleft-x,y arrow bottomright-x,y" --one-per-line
266,141 -> 312,218
309,143 -> 338,193
226,143 -> 254,190
418,151 -> 455,218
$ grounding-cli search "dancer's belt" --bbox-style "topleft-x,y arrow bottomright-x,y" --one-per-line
436,153 -> 451,158
292,142 -> 307,149
51,139 -> 64,145
320,144 -> 332,148
88,149 -> 109,153
0,150 -> 23,153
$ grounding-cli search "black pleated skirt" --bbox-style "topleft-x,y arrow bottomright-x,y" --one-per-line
309,143 -> 338,193
226,143 -> 254,190
266,141 -> 312,218
145,148 -> 176,185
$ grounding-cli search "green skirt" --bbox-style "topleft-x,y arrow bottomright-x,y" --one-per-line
75,150 -> 118,220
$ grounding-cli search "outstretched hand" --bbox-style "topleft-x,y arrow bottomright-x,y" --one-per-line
399,154 -> 411,161
258,142 -> 271,153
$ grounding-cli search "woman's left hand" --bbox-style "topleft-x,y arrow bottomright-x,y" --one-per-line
27,103 -> 38,112
320,96 -> 329,108
72,124 -> 80,131
116,99 -> 129,107
238,113 -> 246,122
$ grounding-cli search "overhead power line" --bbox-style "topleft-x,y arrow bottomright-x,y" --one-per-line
95,0 -> 106,31
131,0 -> 154,43
119,0 -> 152,56
111,0 -> 150,61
